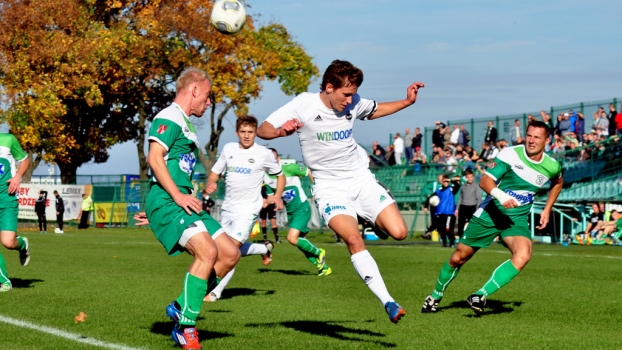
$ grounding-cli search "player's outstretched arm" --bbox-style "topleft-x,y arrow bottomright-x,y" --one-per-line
148,141 -> 201,215
367,82 -> 424,120
480,174 -> 519,209
537,175 -> 563,229
257,119 -> 303,140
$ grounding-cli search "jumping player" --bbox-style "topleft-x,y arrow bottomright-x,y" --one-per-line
204,115 -> 285,302
264,148 -> 332,276
257,59 -> 424,323
145,67 -> 240,349
421,121 -> 563,315
0,133 -> 31,292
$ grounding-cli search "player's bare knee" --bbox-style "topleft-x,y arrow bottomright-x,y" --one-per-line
390,226 -> 408,241
0,236 -> 16,249
512,252 -> 531,270
286,235 -> 298,245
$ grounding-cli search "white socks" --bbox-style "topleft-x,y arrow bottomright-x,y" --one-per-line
351,250 -> 394,305
211,267 -> 235,298
239,242 -> 268,256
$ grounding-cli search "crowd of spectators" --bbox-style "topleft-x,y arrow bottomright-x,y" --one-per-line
369,103 -> 622,178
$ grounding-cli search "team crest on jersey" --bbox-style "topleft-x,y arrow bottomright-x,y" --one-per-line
536,175 -> 547,185
248,158 -> 255,163
345,112 -> 352,120
157,125 -> 167,134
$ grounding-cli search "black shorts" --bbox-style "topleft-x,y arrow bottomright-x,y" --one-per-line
259,204 -> 276,220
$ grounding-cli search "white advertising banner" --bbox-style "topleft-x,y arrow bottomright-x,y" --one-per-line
18,184 -> 89,221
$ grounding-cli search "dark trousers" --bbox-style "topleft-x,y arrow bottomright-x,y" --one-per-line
37,213 -> 47,231
457,205 -> 477,238
436,214 -> 456,246
79,211 -> 91,229
426,206 -> 437,233
57,213 -> 64,230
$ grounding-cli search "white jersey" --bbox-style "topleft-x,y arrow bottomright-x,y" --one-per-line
264,92 -> 377,180
211,142 -> 282,214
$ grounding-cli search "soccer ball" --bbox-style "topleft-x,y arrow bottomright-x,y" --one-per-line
429,195 -> 440,207
210,0 -> 247,35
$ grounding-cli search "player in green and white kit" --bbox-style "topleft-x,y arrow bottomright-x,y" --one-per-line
0,133 -> 31,292
146,67 -> 240,349
264,148 -> 332,276
422,121 -> 563,315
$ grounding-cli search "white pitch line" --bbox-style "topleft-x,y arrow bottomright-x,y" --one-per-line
0,315 -> 146,350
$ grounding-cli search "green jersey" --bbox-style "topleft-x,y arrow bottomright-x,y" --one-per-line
0,134 -> 27,207
265,163 -> 309,212
475,145 -> 562,220
148,103 -> 199,190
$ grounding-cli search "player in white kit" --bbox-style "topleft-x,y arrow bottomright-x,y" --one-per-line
204,115 -> 285,302
257,60 -> 424,323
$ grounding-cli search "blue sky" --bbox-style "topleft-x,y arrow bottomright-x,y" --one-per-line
41,0 -> 622,175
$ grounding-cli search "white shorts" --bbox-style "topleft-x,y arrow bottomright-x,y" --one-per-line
178,221 -> 223,247
220,210 -> 258,243
313,170 -> 395,225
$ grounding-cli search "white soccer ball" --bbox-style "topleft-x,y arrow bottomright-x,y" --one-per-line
210,0 -> 247,35
429,195 -> 440,207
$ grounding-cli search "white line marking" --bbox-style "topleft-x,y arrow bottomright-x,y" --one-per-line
0,315 -> 146,350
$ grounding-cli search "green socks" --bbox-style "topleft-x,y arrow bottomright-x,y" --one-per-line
176,273 -> 207,326
476,259 -> 520,297
206,272 -> 221,294
431,261 -> 460,300
16,236 -> 26,251
0,253 -> 9,284
296,238 -> 321,264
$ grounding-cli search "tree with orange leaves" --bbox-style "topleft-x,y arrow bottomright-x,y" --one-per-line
0,0 -> 318,183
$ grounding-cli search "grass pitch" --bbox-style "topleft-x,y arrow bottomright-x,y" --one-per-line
0,228 -> 621,349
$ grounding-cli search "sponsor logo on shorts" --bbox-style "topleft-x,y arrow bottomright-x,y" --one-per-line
504,189 -> 534,205
324,203 -> 347,215
316,128 -> 353,142
227,166 -> 251,175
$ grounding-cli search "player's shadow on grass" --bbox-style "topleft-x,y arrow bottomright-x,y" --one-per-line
10,278 -> 43,289
246,320 -> 396,348
257,268 -> 315,276
151,321 -> 232,341
220,287 -> 275,300
439,300 -> 523,316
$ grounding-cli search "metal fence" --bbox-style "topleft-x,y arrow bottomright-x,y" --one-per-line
415,97 -> 620,156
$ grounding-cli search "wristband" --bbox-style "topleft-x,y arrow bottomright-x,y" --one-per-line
491,188 -> 517,205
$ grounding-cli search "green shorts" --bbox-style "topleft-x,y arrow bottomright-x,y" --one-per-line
459,215 -> 530,249
146,185 -> 223,256
287,202 -> 311,234
0,206 -> 18,232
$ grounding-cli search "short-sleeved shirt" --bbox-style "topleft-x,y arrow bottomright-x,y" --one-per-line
474,145 -> 562,221
211,142 -> 282,215
148,103 -> 200,190
589,212 -> 604,225
264,163 -> 309,212
264,92 -> 377,180
0,133 -> 27,208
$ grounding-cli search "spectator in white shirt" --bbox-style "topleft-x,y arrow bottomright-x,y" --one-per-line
393,133 -> 404,165
450,125 -> 460,145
